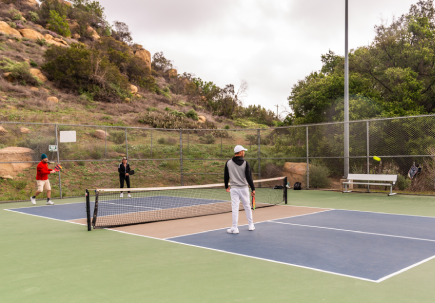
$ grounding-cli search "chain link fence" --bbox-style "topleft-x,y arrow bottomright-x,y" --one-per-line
1,114 -> 435,202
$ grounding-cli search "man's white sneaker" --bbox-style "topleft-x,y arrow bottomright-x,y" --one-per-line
128,194 -> 132,198
30,197 -> 36,205
248,224 -> 255,231
227,228 -> 239,234
120,193 -> 123,198
46,200 -> 54,205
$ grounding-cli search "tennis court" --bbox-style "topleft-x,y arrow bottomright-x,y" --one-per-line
2,190 -> 435,302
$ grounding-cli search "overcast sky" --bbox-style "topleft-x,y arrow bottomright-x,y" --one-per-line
102,0 -> 418,118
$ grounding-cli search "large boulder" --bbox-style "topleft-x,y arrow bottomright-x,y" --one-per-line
282,162 -> 309,188
198,116 -> 206,123
0,21 -> 22,38
283,162 -> 308,176
130,85 -> 138,95
95,130 -> 109,140
47,97 -> 59,103
0,126 -> 8,135
20,127 -> 31,134
134,45 -> 151,70
22,0 -> 39,8
87,26 -> 100,40
18,28 -> 44,40
0,147 -> 35,178
44,34 -> 68,47
29,69 -> 47,83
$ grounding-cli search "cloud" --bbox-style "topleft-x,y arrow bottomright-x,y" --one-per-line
102,0 -> 419,116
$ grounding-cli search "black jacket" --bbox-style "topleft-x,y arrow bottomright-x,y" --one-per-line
224,156 -> 255,190
118,163 -> 131,176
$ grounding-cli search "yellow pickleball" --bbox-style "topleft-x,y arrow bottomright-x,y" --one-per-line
373,156 -> 381,161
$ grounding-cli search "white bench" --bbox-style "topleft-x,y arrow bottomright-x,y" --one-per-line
343,174 -> 398,196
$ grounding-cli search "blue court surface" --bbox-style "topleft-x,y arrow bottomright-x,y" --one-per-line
168,210 -> 435,282
7,203 -> 435,282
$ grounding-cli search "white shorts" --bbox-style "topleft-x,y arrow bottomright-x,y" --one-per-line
36,180 -> 51,192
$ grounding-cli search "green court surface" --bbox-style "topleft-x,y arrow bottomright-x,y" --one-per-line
1,191 -> 435,303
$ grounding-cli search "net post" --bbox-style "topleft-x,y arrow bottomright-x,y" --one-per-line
283,177 -> 288,204
86,189 -> 91,231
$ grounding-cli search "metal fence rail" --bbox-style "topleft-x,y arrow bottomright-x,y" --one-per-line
1,114 -> 435,201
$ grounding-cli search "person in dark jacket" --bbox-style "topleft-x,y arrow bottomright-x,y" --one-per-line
118,157 -> 131,198
224,145 -> 256,234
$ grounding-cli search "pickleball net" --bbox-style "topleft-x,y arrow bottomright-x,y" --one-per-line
86,177 -> 287,229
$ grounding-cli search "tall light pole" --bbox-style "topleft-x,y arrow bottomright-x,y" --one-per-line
344,0 -> 350,178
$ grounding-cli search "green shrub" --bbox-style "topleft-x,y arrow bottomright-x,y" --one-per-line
89,145 -> 104,159
8,22 -> 17,29
109,131 -> 126,144
158,161 -> 179,170
48,10 -> 71,37
30,60 -> 38,67
42,43 -> 129,102
147,107 -> 158,111
199,134 -> 216,144
0,58 -> 42,86
224,125 -> 230,130
185,109 -> 198,121
9,9 -> 23,21
8,179 -> 28,190
164,107 -> 171,111
36,38 -> 48,46
28,11 -> 40,22
169,110 -> 185,118
305,162 -> 331,188
396,175 -> 411,190
157,137 -> 177,145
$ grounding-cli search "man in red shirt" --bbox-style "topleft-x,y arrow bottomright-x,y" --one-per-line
30,154 -> 57,205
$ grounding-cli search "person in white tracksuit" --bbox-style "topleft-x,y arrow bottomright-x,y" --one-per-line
224,145 -> 256,234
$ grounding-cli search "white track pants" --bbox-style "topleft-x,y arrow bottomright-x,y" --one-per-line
230,187 -> 253,229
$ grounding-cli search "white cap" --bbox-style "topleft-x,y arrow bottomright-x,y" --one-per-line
234,145 -> 248,154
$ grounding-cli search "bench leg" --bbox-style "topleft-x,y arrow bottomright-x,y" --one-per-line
343,183 -> 352,193
388,185 -> 396,196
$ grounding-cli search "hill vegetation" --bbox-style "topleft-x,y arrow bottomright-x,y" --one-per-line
0,0 -> 278,129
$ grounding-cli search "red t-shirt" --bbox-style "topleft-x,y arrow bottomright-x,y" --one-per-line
36,161 -> 52,180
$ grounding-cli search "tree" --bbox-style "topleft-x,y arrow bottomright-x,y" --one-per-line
112,21 -> 132,44
286,0 -> 435,125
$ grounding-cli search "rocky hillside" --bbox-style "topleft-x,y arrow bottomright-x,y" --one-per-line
0,0 -> 278,130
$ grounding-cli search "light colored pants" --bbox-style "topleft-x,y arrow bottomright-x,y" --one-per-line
36,180 -> 51,192
230,187 -> 253,229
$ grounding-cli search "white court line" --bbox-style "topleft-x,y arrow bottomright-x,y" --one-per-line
270,221 -> 435,243
105,227 -> 376,283
6,201 -> 87,209
166,209 -> 333,240
4,209 -> 86,226
376,254 -> 435,282
285,204 -> 435,219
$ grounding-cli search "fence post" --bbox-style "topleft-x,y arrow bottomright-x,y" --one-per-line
366,121 -> 370,192
104,126 -> 107,159
55,124 -> 62,199
306,126 -> 309,189
187,131 -> 189,154
257,129 -> 261,181
180,130 -> 183,186
151,130 -> 153,158
221,135 -> 223,157
125,128 -> 128,159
